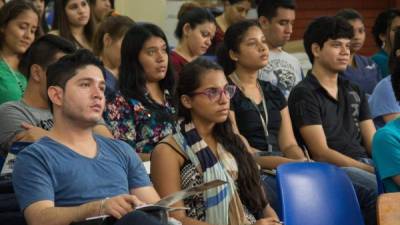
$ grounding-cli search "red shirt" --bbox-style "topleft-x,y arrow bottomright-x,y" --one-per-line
170,50 -> 189,77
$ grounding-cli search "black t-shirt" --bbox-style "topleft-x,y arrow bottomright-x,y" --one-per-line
230,79 -> 287,152
288,72 -> 371,159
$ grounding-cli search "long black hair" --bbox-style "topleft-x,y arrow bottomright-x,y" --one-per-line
176,57 -> 267,216
119,23 -> 174,106
217,19 -> 260,75
175,7 -> 216,40
52,0 -> 96,48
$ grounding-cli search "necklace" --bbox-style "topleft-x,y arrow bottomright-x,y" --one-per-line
1,55 -> 24,94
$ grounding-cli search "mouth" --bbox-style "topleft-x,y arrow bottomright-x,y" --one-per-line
260,53 -> 269,61
156,65 -> 167,73
90,104 -> 103,112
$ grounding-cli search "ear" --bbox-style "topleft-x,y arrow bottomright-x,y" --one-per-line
29,64 -> 44,83
103,33 -> 112,48
47,86 -> 64,109
183,23 -> 191,37
180,94 -> 193,109
311,43 -> 321,60
229,49 -> 239,61
258,16 -> 270,30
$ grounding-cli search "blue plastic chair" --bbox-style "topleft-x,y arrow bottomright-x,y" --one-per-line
276,162 -> 365,225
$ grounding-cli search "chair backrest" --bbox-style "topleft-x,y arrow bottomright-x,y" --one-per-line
377,192 -> 400,225
276,162 -> 365,225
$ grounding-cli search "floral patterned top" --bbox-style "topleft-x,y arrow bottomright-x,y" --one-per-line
104,91 -> 176,153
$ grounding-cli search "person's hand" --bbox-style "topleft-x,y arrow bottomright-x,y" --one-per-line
14,123 -> 49,142
255,217 -> 284,225
102,194 -> 145,219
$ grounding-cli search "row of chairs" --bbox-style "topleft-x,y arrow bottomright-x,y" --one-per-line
0,142 -> 398,225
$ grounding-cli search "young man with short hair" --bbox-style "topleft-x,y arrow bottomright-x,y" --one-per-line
12,49 -> 161,225
0,35 -> 112,155
257,0 -> 303,98
288,16 -> 377,225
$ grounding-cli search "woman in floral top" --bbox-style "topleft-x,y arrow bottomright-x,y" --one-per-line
104,23 -> 175,161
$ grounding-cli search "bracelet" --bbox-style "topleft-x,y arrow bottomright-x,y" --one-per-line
98,197 -> 109,216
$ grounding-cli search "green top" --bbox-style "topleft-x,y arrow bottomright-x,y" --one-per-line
0,60 -> 27,105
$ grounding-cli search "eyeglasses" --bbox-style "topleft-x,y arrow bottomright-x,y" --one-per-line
190,85 -> 236,102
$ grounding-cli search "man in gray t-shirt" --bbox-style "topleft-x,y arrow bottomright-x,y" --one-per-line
0,101 -> 53,152
0,35 -> 112,154
257,0 -> 304,98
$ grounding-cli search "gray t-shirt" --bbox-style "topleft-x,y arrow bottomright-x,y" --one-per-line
0,101 -> 53,152
258,50 -> 304,98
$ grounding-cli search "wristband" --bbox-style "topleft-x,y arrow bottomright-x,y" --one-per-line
99,197 -> 109,216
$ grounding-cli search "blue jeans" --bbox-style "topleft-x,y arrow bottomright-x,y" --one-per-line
115,210 -> 165,225
341,167 -> 377,225
260,174 -> 279,215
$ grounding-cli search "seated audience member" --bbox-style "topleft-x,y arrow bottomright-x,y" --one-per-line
371,8 -> 400,78
207,0 -> 251,54
12,49 -> 161,225
336,9 -> 381,95
288,16 -> 377,225
151,58 -> 280,225
217,20 -> 307,209
0,1 -> 40,105
0,35 -> 75,154
372,56 -> 400,193
29,0 -> 49,34
171,5 -> 216,75
89,0 -> 113,26
104,23 -> 175,161
92,14 -> 134,100
0,35 -> 112,155
369,30 -> 400,128
257,0 -> 303,98
51,0 -> 95,50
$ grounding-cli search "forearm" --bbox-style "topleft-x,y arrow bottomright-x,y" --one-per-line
255,156 -> 296,170
314,149 -> 374,173
138,153 -> 150,162
28,200 -> 102,225
281,144 -> 306,160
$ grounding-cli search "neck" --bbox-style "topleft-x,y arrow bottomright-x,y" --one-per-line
70,25 -> 85,36
234,65 -> 259,86
22,84 -> 48,109
349,52 -> 356,67
0,48 -> 19,70
267,42 -> 281,52
191,116 -> 215,140
175,41 -> 197,61
50,115 -> 95,148
311,63 -> 338,88
146,81 -> 164,104
216,14 -> 229,32
101,54 -> 118,78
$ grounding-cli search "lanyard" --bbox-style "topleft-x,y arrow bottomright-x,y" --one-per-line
229,72 -> 272,152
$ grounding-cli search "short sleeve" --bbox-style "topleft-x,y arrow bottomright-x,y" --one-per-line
288,87 -> 322,128
12,147 -> 55,211
0,103 -> 31,151
368,78 -> 400,119
120,141 -> 152,189
372,129 -> 400,180
265,83 -> 287,111
357,88 -> 372,121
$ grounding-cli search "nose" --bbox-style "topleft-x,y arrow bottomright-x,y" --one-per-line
285,24 -> 293,34
218,89 -> 229,104
92,85 -> 104,100
156,50 -> 166,62
205,37 -> 212,46
24,28 -> 34,42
